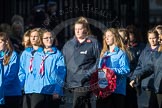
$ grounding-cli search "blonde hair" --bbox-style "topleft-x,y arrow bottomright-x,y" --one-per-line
74,16 -> 92,36
155,25 -> 162,35
22,30 -> 30,48
100,28 -> 132,60
155,25 -> 162,30
158,34 -> 162,52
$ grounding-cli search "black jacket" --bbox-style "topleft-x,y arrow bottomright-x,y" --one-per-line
128,42 -> 146,73
153,52 -> 162,93
131,44 -> 159,91
62,36 -> 101,88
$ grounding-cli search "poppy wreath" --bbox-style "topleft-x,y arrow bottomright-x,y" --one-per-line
90,67 -> 117,98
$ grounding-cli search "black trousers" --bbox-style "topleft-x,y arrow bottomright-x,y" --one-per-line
0,105 -> 5,108
64,87 -> 91,108
125,84 -> 138,108
73,88 -> 91,108
23,93 -> 60,108
144,90 -> 158,108
96,93 -> 125,108
4,96 -> 22,108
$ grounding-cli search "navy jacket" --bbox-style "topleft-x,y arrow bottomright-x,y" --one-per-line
153,52 -> 162,93
131,44 -> 159,90
62,36 -> 101,88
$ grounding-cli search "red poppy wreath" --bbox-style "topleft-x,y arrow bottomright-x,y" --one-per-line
90,67 -> 117,98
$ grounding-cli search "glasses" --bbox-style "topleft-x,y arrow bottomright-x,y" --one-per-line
43,37 -> 54,40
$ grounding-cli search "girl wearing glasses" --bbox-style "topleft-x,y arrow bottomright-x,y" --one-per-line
34,29 -> 66,108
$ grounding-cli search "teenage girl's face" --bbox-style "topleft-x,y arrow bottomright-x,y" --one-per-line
105,31 -> 115,46
42,32 -> 54,48
148,33 -> 158,47
74,24 -> 87,39
30,31 -> 39,46
0,39 -> 6,51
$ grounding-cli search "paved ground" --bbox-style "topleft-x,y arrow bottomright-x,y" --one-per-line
60,89 -> 149,108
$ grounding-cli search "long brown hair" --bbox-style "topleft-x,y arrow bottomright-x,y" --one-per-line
0,32 -> 14,65
100,28 -> 132,60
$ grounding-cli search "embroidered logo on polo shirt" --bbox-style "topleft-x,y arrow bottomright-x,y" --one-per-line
86,39 -> 91,43
80,50 -> 87,54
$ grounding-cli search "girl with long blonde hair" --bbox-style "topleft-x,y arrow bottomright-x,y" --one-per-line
97,28 -> 130,108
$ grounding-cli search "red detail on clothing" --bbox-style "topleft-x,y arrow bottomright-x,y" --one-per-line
130,42 -> 138,47
49,49 -> 53,52
101,56 -> 109,68
29,57 -> 34,73
86,39 -> 91,43
40,55 -> 48,77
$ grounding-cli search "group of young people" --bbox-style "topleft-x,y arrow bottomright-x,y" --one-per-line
0,16 -> 162,108
0,28 -> 66,108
